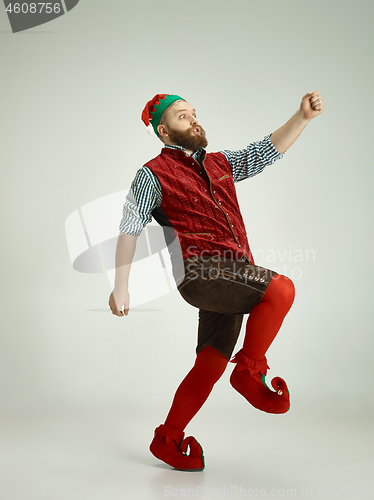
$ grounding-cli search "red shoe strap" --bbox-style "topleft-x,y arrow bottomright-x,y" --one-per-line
230,350 -> 269,379
154,424 -> 185,445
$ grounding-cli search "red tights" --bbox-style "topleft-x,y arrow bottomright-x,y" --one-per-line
164,345 -> 228,432
164,275 -> 295,432
242,274 -> 295,360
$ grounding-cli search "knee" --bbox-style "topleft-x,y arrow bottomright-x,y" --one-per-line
280,275 -> 295,307
266,274 -> 295,310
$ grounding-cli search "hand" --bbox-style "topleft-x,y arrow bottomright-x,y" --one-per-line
300,90 -> 324,120
109,287 -> 130,317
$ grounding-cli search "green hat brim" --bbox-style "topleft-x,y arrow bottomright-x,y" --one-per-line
150,95 -> 185,136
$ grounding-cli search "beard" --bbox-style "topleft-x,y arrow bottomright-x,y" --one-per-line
166,125 -> 208,152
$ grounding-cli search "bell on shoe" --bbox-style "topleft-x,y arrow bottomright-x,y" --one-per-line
229,349 -> 290,414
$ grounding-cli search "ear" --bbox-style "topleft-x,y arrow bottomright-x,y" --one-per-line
157,123 -> 169,138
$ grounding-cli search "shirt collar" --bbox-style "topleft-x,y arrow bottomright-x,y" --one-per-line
164,144 -> 204,162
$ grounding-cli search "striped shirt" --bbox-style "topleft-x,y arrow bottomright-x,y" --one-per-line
119,134 -> 284,236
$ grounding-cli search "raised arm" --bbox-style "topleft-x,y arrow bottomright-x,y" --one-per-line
221,134 -> 285,183
270,90 -> 324,154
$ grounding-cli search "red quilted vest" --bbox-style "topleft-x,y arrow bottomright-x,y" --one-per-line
145,147 -> 254,263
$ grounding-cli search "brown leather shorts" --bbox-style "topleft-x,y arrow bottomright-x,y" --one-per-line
176,256 -> 278,359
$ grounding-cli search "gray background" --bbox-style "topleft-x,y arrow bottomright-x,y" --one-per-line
1,1 -> 373,499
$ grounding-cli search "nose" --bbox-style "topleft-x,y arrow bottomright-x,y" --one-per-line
191,115 -> 198,125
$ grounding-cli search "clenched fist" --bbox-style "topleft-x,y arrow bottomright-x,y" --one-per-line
300,90 -> 324,120
109,287 -> 130,317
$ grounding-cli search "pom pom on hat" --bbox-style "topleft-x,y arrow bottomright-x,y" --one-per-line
141,94 -> 185,136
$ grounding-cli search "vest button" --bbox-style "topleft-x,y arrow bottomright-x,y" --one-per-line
238,244 -> 241,248
192,162 -> 195,165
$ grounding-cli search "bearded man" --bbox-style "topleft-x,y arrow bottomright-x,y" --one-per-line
109,92 -> 324,472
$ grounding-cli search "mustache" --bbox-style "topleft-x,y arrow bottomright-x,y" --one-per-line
189,125 -> 206,136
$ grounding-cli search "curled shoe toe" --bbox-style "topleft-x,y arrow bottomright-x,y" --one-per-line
150,425 -> 205,472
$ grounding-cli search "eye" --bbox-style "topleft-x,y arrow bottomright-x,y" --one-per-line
179,114 -> 185,119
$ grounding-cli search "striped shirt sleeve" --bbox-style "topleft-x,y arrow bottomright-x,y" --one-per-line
221,134 -> 285,183
118,166 -> 162,236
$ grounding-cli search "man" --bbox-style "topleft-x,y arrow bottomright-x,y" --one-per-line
109,91 -> 324,472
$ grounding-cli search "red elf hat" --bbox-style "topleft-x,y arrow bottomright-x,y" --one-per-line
141,94 -> 185,136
